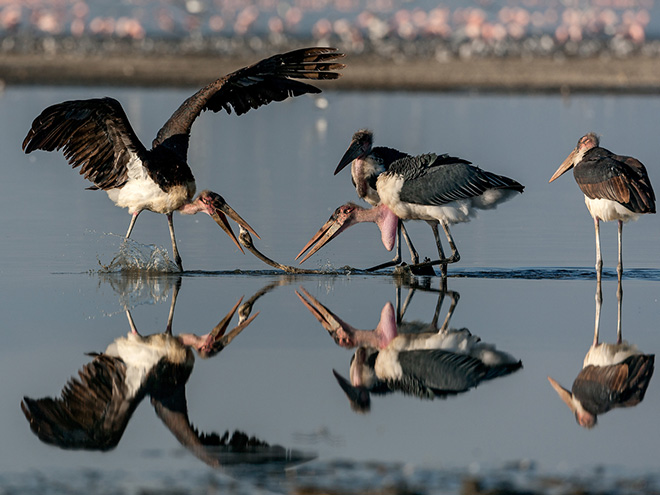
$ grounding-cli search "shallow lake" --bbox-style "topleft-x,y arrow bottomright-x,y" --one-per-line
1,87 -> 659,493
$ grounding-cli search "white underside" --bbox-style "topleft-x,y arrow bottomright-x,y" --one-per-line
104,332 -> 192,398
583,341 -> 640,367
585,196 -> 640,223
378,175 -> 519,224
106,154 -> 195,214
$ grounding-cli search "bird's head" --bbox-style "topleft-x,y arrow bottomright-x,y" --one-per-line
547,376 -> 597,429
191,190 -> 260,253
549,132 -> 600,183
296,203 -> 365,264
334,128 -> 374,175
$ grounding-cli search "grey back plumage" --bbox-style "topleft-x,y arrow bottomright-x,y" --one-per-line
391,153 -> 524,206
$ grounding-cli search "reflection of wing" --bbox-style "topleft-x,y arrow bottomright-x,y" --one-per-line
389,350 -> 522,399
153,389 -> 314,467
573,354 -> 655,415
21,355 -> 142,450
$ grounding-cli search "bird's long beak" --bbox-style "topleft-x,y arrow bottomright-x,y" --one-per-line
333,369 -> 371,413
210,201 -> 260,254
201,297 -> 259,357
549,149 -> 577,183
334,139 -> 363,175
296,211 -> 350,264
547,376 -> 576,412
296,288 -> 355,347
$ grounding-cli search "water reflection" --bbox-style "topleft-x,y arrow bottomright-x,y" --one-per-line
548,279 -> 655,428
21,277 -> 314,469
297,283 -> 522,413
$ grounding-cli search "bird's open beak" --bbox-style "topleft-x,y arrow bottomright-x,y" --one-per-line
210,201 -> 260,254
334,139 -> 363,175
549,149 -> 577,183
295,211 -> 348,264
547,376 -> 576,412
200,297 -> 259,357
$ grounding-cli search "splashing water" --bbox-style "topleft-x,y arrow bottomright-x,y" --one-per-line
98,237 -> 180,273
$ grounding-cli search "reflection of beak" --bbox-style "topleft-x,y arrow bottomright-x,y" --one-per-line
210,201 -> 260,254
295,288 -> 355,347
549,149 -> 577,183
547,376 -> 576,412
332,369 -> 370,413
296,212 -> 349,264
203,297 -> 259,356
334,139 -> 363,175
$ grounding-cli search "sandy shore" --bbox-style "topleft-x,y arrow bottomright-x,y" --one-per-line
2,52 -> 660,93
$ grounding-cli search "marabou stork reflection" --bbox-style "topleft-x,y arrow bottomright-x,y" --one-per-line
296,284 -> 522,413
297,129 -> 524,277
21,280 -> 312,467
550,133 -> 655,282
548,279 -> 654,428
23,48 -> 344,271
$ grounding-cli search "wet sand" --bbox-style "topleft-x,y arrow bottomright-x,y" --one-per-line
2,51 -> 660,92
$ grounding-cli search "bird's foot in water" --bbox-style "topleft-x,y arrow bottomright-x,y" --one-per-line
393,260 -> 436,276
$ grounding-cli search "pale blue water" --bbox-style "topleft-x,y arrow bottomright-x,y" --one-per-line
1,88 -> 659,493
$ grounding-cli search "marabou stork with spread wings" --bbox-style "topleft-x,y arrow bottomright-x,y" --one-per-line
23,47 -> 345,271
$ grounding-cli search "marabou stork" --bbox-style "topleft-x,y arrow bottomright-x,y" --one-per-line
549,133 -> 655,280
23,47 -> 345,271
296,287 -> 521,412
333,129 -> 420,270
297,130 -> 524,276
21,296 -> 257,450
547,279 -> 654,428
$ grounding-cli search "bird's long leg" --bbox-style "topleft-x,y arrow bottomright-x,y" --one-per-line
167,213 -> 183,271
400,222 -> 419,264
617,220 -> 624,284
594,217 -> 602,283
125,210 -> 142,238
616,228 -> 623,344
593,278 -> 602,347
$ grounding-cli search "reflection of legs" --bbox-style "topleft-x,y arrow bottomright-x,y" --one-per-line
165,277 -> 182,335
167,213 -> 183,271
438,290 -> 459,332
593,279 -> 602,347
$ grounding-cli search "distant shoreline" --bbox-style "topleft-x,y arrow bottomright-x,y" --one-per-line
2,51 -> 660,93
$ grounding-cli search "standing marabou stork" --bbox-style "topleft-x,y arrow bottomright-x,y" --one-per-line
333,129 -> 420,270
549,133 -> 655,280
297,129 -> 524,276
23,47 -> 345,271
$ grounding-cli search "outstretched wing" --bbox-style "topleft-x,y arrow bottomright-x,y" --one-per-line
574,148 -> 656,214
21,355 -> 142,450
153,47 -> 345,155
23,97 -> 148,190
395,154 -> 524,206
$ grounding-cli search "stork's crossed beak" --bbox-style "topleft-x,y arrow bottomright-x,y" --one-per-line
549,148 -> 577,183
295,208 -> 353,264
208,196 -> 260,254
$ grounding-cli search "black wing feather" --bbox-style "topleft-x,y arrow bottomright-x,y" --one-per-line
20,355 -> 143,451
574,148 -> 656,214
153,47 -> 345,152
23,97 -> 148,190
395,154 -> 523,206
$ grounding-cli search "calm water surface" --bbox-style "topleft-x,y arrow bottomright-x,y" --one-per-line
1,88 -> 659,493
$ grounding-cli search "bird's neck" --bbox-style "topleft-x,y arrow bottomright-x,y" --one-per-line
365,205 -> 398,251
